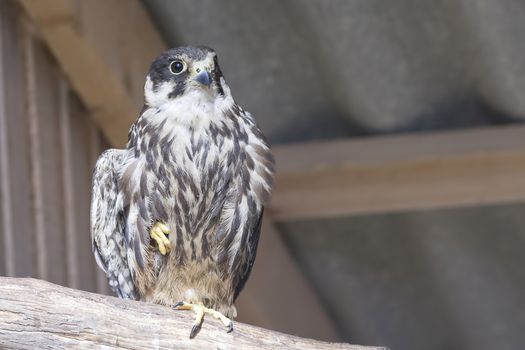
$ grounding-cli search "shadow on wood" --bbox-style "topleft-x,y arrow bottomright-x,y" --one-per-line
0,277 -> 387,350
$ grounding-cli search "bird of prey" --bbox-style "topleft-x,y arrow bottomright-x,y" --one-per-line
90,46 -> 275,337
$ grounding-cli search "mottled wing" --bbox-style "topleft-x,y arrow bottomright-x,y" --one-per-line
90,149 -> 138,299
233,208 -> 264,300
216,109 -> 275,301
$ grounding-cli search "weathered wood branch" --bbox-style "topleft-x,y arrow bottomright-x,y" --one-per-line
0,277 -> 386,350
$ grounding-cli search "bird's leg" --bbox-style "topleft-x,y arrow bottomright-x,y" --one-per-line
173,301 -> 234,338
149,222 -> 171,255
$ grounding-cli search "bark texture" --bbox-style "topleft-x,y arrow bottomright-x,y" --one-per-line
0,277 -> 387,350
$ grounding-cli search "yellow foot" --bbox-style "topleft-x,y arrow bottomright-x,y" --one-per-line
150,222 -> 171,255
173,301 -> 233,338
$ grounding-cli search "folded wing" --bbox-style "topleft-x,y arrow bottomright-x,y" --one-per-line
90,149 -> 138,299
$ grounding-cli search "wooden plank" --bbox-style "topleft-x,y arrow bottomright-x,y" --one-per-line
0,2 -> 35,277
25,29 -> 69,285
236,218 -> 342,341
59,78 -> 79,289
271,124 -> 525,220
68,91 -> 99,293
24,23 -> 47,280
0,0 -> 9,277
16,0 -> 166,147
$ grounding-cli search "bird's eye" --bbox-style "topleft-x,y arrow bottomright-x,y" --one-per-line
170,60 -> 186,75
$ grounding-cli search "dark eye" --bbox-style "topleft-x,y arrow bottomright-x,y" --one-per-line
170,60 -> 186,75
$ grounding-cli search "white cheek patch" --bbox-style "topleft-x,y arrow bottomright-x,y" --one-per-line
214,79 -> 235,113
144,76 -> 175,107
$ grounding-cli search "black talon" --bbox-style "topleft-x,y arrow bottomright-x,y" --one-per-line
172,301 -> 184,309
227,321 -> 234,333
189,324 -> 201,339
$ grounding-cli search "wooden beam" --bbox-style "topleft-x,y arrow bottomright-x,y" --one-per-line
0,277 -> 385,350
235,218 -> 342,341
270,124 -> 525,221
17,0 -> 166,146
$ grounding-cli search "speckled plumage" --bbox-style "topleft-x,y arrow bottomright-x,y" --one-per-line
90,46 -> 274,317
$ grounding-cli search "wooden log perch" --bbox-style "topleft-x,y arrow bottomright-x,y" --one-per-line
0,277 -> 386,350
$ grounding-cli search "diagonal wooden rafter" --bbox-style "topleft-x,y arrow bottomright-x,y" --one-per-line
271,124 -> 525,221
16,0 -> 341,341
17,0 -> 165,147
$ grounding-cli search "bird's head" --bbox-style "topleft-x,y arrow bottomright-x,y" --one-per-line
144,46 -> 226,107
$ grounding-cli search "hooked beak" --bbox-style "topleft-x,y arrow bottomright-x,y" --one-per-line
195,70 -> 212,87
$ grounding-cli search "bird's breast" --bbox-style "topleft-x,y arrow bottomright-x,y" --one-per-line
143,119 -> 239,231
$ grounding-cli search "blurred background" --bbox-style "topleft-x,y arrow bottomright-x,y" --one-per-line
1,1 -> 525,349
